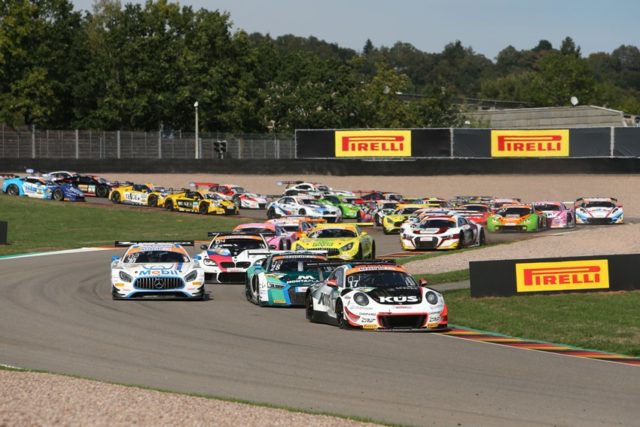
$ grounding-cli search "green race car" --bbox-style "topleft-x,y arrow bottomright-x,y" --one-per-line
487,204 -> 547,232
244,251 -> 328,307
317,195 -> 360,219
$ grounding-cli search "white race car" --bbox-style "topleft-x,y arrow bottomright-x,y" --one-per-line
400,214 -> 486,250
575,197 -> 624,225
110,241 -> 205,300
305,262 -> 448,331
266,196 -> 342,222
238,192 -> 269,209
198,232 -> 271,283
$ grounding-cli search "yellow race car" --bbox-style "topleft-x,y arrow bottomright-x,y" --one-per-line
382,204 -> 438,234
291,223 -> 375,260
162,190 -> 238,215
109,183 -> 169,207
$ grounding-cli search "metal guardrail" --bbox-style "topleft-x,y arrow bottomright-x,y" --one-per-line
0,126 -> 295,160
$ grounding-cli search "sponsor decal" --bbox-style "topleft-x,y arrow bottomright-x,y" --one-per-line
491,130 -> 569,157
515,259 -> 609,293
335,130 -> 411,158
378,295 -> 419,303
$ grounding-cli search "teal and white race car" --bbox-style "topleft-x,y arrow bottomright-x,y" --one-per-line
245,251 -> 328,307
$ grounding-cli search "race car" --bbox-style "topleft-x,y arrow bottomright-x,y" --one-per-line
382,204 -> 434,234
109,183 -> 169,207
110,241 -> 205,300
245,251 -> 328,307
2,175 -> 85,201
533,201 -> 576,229
57,173 -> 116,198
292,223 -> 375,260
574,197 -> 624,225
163,189 -> 238,215
266,196 -> 342,222
317,194 -> 360,219
232,222 -> 298,250
198,232 -> 270,283
237,193 -> 269,209
400,214 -> 486,250
452,203 -> 492,225
195,183 -> 268,209
489,198 -> 521,212
356,191 -> 404,201
305,261 -> 448,331
487,204 -> 547,232
266,217 -> 317,239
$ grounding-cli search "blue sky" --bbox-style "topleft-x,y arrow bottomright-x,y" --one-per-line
72,0 -> 639,60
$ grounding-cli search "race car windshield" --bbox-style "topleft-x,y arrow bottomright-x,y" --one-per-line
500,207 -> 532,216
281,225 -> 300,232
381,203 -> 397,209
123,251 -> 190,263
235,227 -> 275,236
345,271 -> 417,288
584,201 -> 615,208
309,229 -> 356,238
396,207 -> 420,214
465,205 -> 489,212
232,187 -> 245,193
210,239 -> 267,252
420,219 -> 455,229
269,258 -> 325,272
300,199 -> 317,205
535,204 -> 561,211
388,194 -> 403,201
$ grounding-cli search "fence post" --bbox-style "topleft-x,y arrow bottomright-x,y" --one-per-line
75,129 -> 79,159
449,128 -> 454,158
158,130 -> 162,159
610,126 -> 614,158
31,125 -> 36,159
116,130 -> 121,159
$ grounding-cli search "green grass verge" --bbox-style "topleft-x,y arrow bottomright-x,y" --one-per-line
414,269 -> 469,285
0,194 -> 246,255
0,365 -> 398,426
443,288 -> 640,357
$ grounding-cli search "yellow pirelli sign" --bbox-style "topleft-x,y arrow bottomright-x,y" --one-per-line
335,130 -> 411,157
515,259 -> 609,293
491,129 -> 570,157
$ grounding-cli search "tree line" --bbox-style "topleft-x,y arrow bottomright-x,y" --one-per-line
2,0 -> 639,133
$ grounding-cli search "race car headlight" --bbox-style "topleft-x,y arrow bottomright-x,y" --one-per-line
119,271 -> 133,283
354,292 -> 369,306
426,291 -> 438,305
185,271 -> 198,282
341,242 -> 354,251
203,258 -> 217,267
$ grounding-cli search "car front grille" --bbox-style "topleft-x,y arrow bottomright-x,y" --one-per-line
414,238 -> 438,250
259,203 -> 266,209
134,277 -> 184,290
378,315 -> 426,329
220,262 -> 250,269
218,272 -> 247,283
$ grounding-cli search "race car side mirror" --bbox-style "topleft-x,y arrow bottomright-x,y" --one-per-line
326,279 -> 338,288
200,244 -> 208,250
419,278 -> 429,287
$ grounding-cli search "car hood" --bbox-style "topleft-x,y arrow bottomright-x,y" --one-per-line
266,271 -> 321,286
359,287 -> 423,304
121,263 -> 191,277
297,237 -> 355,248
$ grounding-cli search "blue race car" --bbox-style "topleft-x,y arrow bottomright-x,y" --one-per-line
2,176 -> 85,201
245,251 -> 328,307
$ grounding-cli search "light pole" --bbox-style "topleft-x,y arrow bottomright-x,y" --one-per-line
194,101 -> 199,159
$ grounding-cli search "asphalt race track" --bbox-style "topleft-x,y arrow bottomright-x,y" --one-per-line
1,248 -> 639,426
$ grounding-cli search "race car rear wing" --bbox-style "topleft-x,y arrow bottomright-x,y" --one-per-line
305,260 -> 397,268
115,240 -> 194,247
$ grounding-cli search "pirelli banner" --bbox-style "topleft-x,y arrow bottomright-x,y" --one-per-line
469,254 -> 640,298
295,129 -> 451,158
453,128 -> 611,158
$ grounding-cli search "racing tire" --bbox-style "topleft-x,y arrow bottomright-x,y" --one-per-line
244,279 -> 253,302
479,230 -> 486,246
253,277 -> 264,306
370,243 -> 376,260
199,202 -> 209,214
305,294 -> 318,323
164,200 -> 175,211
96,185 -> 109,198
335,301 -> 353,330
299,208 -> 306,215
383,228 -> 390,235
355,247 -> 363,260
147,194 -> 158,207
110,191 -> 121,203
52,188 -> 64,202
6,184 -> 19,196
267,207 -> 277,219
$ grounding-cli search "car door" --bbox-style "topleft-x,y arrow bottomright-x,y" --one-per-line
457,217 -> 474,244
314,269 -> 342,318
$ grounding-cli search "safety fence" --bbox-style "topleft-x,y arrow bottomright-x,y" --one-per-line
0,127 -> 294,159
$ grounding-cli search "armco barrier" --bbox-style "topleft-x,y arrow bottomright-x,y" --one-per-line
2,158 -> 640,175
469,254 -> 640,297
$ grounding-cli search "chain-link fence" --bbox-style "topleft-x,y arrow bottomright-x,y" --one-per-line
0,126 -> 295,159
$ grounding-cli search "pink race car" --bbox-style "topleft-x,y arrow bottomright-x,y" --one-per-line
533,201 -> 576,229
232,222 -> 298,250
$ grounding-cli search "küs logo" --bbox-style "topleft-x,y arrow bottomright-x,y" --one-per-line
378,296 -> 419,303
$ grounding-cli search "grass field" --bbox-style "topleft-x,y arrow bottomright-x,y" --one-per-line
0,195 -> 245,255
444,288 -> 640,357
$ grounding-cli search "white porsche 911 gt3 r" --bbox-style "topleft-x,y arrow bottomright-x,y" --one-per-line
111,241 -> 205,300
305,262 -> 448,331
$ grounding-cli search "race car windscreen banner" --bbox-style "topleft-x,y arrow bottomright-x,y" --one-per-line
469,254 -> 640,297
296,129 -> 450,159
